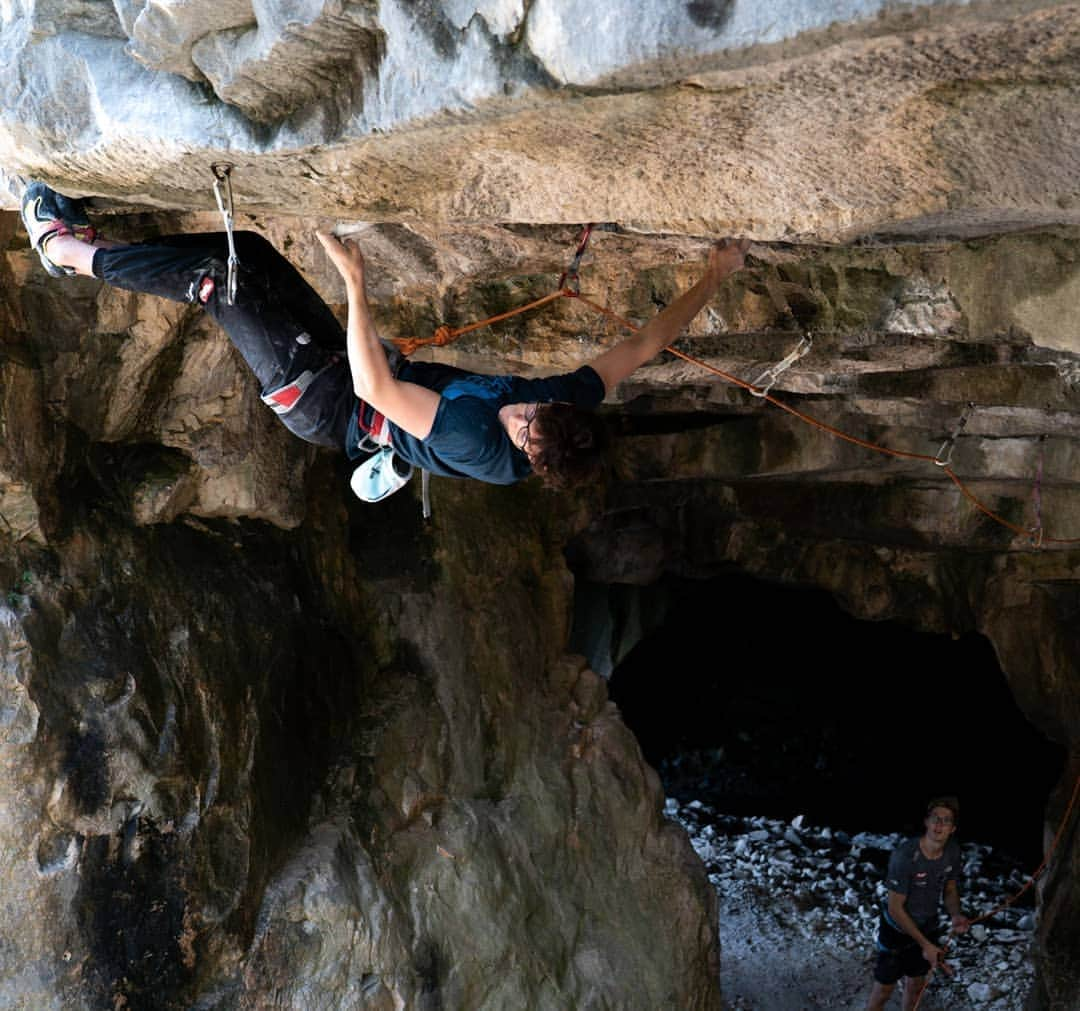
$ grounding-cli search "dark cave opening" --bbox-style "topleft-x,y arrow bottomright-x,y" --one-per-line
584,573 -> 1066,866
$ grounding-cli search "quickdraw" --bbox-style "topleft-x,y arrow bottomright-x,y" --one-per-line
748,335 -> 813,398
211,162 -> 240,305
934,402 -> 975,467
558,223 -> 595,294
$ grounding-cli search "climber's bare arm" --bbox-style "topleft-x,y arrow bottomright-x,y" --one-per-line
588,238 -> 750,396
317,231 -> 440,441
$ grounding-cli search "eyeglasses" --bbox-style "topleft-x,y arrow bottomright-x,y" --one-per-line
516,403 -> 540,452
514,401 -> 576,453
928,815 -> 955,826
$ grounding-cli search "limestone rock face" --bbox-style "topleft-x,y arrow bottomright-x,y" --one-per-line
4,206 -> 1080,1007
0,491 -> 718,1009
1,2 -> 1078,237
1,217 -> 731,1008
3,2 -> 1080,1009
167,0 -> 383,123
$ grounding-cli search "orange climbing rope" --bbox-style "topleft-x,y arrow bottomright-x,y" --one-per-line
387,225 -> 599,356
910,773 -> 1080,1011
573,292 -> 941,464
389,289 -> 571,357
394,226 -> 1080,547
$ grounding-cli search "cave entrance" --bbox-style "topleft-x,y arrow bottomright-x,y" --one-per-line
571,573 -> 1065,865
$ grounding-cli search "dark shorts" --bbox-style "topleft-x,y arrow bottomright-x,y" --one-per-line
92,231 -> 354,448
873,915 -> 937,984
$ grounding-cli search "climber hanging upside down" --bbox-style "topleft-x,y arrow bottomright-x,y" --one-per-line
20,181 -> 750,498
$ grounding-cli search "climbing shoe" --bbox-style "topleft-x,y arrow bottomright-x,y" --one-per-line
20,181 -> 96,277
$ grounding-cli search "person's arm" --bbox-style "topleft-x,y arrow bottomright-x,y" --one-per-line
944,880 -> 970,933
316,231 -> 440,440
588,237 -> 750,396
886,891 -> 950,974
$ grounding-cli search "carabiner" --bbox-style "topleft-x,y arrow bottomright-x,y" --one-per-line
934,402 -> 975,467
210,162 -> 239,305
749,334 -> 813,398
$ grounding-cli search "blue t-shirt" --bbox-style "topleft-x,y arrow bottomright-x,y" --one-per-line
373,361 -> 605,484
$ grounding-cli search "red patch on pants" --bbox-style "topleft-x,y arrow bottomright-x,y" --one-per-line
198,276 -> 215,303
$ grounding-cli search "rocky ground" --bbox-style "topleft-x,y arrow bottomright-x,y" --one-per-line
668,800 -> 1038,1010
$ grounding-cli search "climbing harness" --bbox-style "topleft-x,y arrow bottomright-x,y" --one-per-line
347,380 -> 425,510
210,162 -> 240,305
910,773 -> 1080,1011
261,351 -> 340,416
748,335 -> 813,398
934,402 -> 975,468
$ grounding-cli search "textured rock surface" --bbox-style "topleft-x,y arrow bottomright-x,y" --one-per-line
4,208 -> 1080,1007
0,301 -> 721,1008
1,2 -> 1079,237
3,1 -> 1080,1008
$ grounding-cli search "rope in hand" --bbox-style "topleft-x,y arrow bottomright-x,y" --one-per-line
391,226 -> 1080,546
910,773 -> 1080,1010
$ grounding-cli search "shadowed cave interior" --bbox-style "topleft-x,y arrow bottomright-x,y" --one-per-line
573,573 -> 1066,865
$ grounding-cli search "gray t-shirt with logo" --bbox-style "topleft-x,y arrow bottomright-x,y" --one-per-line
886,836 -> 961,926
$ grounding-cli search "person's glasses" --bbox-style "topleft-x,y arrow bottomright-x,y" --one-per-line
517,403 -> 540,451
928,815 -> 955,826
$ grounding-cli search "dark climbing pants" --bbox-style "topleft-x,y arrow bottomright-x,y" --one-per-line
92,231 -> 352,448
873,915 -> 938,983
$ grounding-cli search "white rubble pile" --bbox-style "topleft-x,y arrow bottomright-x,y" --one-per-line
667,799 -> 1037,1010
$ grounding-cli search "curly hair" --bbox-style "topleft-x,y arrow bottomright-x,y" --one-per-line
529,403 -> 611,490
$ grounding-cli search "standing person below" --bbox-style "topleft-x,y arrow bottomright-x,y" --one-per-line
866,796 -> 971,1010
